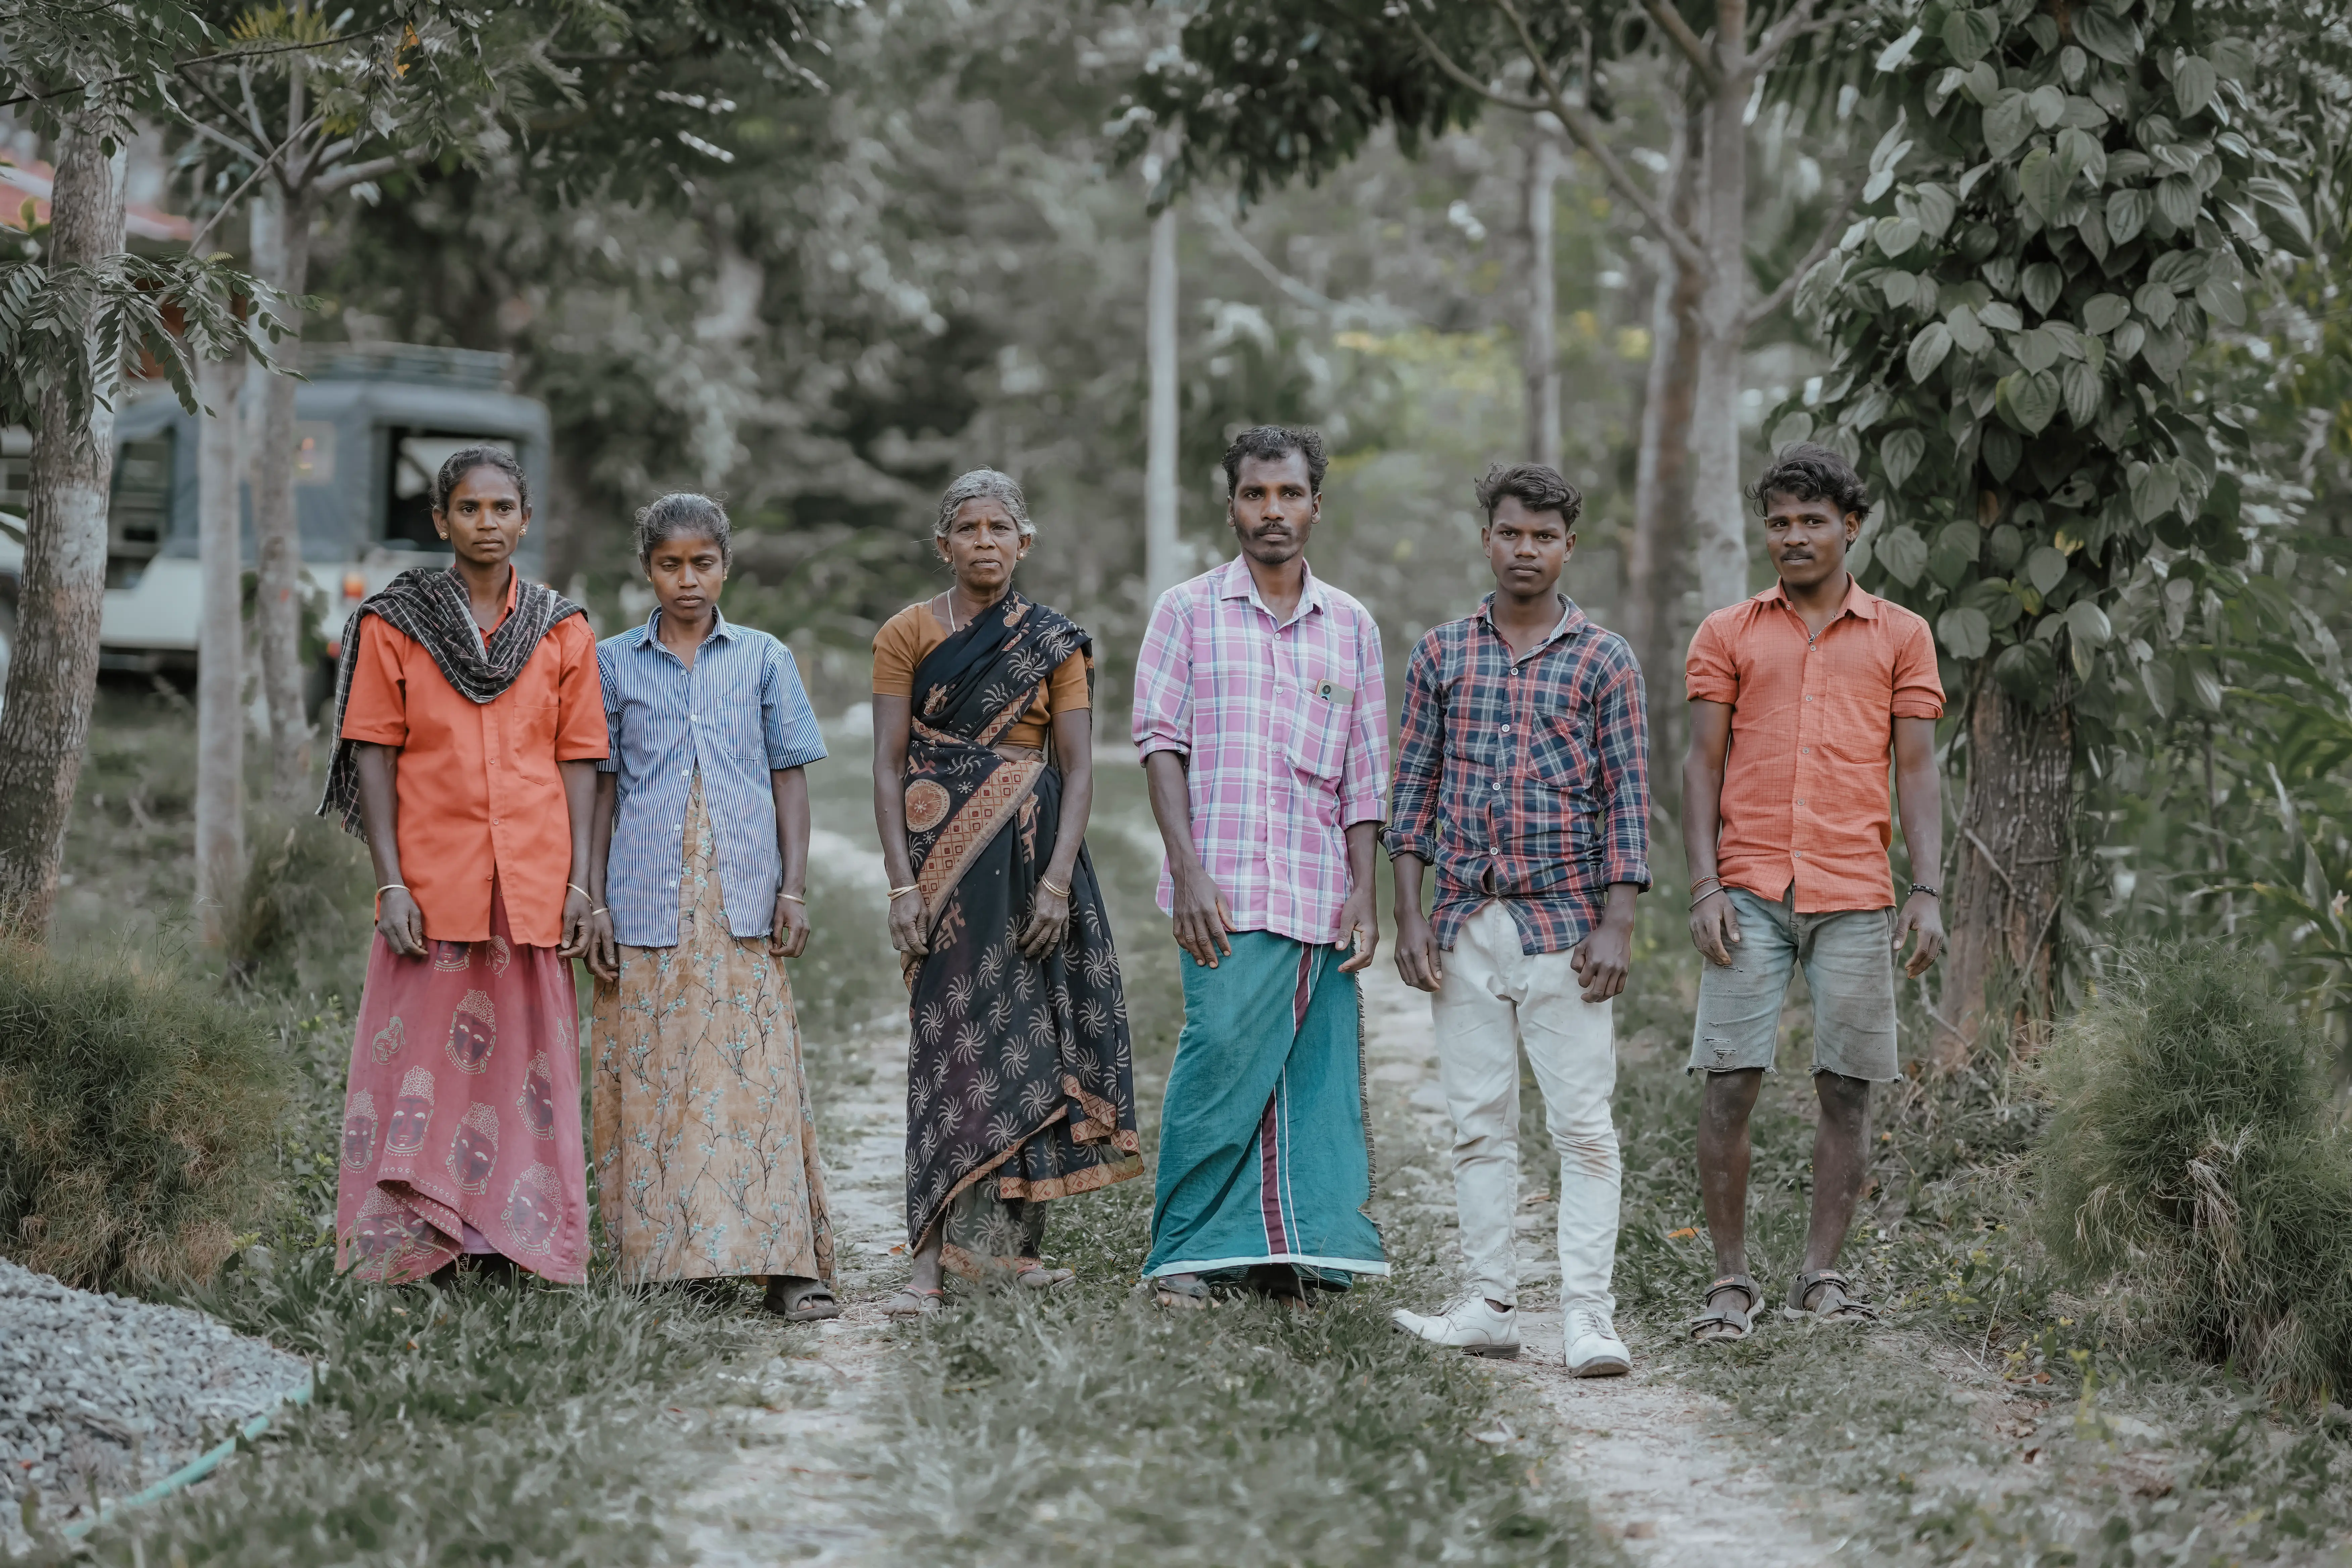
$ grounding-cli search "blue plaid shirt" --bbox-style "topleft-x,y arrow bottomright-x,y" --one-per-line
597,609 -> 827,947
1386,595 -> 1651,954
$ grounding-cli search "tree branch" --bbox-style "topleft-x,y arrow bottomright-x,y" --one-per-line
1639,0 -> 1724,94
1482,0 -> 1713,276
313,143 -> 436,196
1748,0 -> 1831,73
0,26 -> 401,111
1197,202 -> 1344,313
183,117 -> 320,254
1742,176 -> 1857,330
179,112 -> 270,171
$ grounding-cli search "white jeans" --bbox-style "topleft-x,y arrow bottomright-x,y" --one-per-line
1431,901 -> 1620,1312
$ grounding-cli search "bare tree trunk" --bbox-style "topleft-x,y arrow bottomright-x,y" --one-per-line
1621,100 -> 1706,782
248,182 -> 315,806
1938,672 -> 2072,1069
1689,43 -> 1752,614
0,119 -> 127,940
195,345 -> 247,944
1520,120 -> 1561,470
1144,200 -> 1181,599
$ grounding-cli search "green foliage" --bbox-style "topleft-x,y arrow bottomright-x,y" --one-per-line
222,814 -> 375,997
1779,0 -> 2307,747
2033,943 -> 2352,1399
0,941 -> 286,1293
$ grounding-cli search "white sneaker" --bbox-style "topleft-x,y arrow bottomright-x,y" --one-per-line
1565,1304 -> 1631,1377
1392,1296 -> 1521,1359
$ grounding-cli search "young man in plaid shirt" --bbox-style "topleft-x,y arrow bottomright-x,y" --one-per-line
1387,463 -> 1650,1373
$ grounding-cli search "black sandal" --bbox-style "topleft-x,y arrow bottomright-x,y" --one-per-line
763,1276 -> 842,1322
1687,1273 -> 1762,1342
1784,1269 -> 1877,1323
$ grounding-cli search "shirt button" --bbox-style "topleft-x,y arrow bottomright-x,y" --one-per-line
1500,724 -> 1511,734
1802,747 -> 1811,754
1794,851 -> 1804,859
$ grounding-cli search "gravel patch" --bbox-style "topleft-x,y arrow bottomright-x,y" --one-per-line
0,1257 -> 308,1549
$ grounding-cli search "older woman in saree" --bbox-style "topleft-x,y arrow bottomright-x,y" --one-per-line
871,468 -> 1142,1314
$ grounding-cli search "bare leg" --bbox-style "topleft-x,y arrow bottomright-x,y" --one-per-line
1697,1068 -> 1764,1278
1801,1071 -> 1872,1275
909,1232 -> 945,1293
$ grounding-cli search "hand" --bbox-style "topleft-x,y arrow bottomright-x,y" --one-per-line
1392,908 -> 1444,993
1169,860 -> 1233,968
376,886 -> 426,958
558,885 -> 595,961
1894,890 -> 1945,977
1571,914 -> 1633,1002
1337,883 -> 1379,974
1689,886 -> 1743,967
770,893 -> 811,960
888,887 -> 928,959
587,908 -> 620,983
1017,877 -> 1072,960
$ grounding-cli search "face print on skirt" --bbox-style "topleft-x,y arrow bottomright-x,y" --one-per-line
350,1188 -> 439,1271
449,1102 -> 500,1193
447,989 -> 496,1074
516,1051 -> 556,1139
341,1089 -> 378,1170
502,1163 -> 564,1254
386,1066 -> 436,1156
369,1015 -> 405,1063
432,940 -> 473,973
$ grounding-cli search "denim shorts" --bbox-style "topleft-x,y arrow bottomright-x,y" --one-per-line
1686,884 -> 1899,1082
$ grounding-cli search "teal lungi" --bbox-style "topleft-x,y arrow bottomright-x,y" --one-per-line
1143,930 -> 1387,1283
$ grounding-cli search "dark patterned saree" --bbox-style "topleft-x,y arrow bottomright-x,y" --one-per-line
899,592 -> 1141,1276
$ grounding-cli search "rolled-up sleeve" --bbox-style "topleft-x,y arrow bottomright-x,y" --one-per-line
1595,655 -> 1653,891
1131,586 -> 1193,760
1685,612 -> 1740,706
1385,634 -> 1443,862
1339,610 -> 1388,827
596,642 -> 623,774
339,617 -> 410,746
762,640 -> 828,769
1890,616 -> 1946,720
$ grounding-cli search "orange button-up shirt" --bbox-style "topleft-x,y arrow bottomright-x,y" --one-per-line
339,572 -> 607,946
1685,577 -> 1943,914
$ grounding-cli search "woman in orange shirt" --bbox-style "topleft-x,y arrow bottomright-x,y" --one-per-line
317,446 -> 606,1285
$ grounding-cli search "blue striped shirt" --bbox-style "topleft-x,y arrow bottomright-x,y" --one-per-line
596,609 -> 827,947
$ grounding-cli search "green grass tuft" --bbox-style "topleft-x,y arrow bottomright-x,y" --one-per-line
0,941 -> 286,1292
2032,943 -> 2352,1399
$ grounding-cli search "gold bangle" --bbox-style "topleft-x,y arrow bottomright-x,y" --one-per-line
567,883 -> 591,901
888,884 -> 920,900
1038,879 -> 1070,899
778,891 -> 807,904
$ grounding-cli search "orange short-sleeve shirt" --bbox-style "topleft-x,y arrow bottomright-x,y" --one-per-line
1685,577 -> 1943,914
339,572 -> 607,946
870,601 -> 1089,749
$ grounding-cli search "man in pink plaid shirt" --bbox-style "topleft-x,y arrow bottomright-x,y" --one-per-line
1134,426 -> 1392,1307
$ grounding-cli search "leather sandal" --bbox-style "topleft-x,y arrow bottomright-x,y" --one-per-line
1687,1273 -> 1762,1342
1152,1275 -> 1211,1310
1784,1269 -> 1878,1323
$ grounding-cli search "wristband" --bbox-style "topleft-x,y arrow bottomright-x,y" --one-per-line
1909,882 -> 1941,899
1690,887 -> 1728,911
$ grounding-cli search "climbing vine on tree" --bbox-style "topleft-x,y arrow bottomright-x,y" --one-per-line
1770,0 -> 2309,1052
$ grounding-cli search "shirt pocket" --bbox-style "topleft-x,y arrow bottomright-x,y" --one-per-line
708,696 -> 769,766
1525,712 -> 1596,791
1282,681 -> 1353,785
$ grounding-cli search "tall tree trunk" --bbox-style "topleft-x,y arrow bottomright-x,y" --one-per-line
195,345 -> 247,945
1520,121 -> 1561,470
248,182 -> 315,806
1938,672 -> 2073,1069
0,119 -> 127,940
1689,45 -> 1752,614
1143,199 -> 1181,599
1621,100 -> 1706,786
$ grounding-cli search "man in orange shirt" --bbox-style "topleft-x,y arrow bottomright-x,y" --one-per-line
318,446 -> 606,1285
1681,444 -> 1945,1341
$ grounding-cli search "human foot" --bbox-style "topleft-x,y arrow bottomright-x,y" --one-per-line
1152,1272 -> 1209,1309
1565,1304 -> 1631,1376
1391,1296 -> 1520,1359
881,1287 -> 943,1317
1686,1274 -> 1761,1342
763,1275 -> 841,1322
1783,1269 -> 1876,1323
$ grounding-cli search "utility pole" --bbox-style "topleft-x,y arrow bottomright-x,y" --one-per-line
1143,139 -> 1181,600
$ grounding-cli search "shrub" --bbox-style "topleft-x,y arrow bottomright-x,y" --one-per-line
2034,943 -> 2352,1399
0,941 -> 287,1292
222,814 -> 372,996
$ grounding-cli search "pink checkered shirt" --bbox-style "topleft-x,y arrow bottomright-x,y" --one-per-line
1132,555 -> 1390,946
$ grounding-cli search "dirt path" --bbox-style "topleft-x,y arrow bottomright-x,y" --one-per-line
1356,966 -> 1832,1566
667,846 -> 1829,1566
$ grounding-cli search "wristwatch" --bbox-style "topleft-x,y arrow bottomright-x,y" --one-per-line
1910,882 -> 1940,899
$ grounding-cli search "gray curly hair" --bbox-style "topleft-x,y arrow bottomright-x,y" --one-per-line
934,467 -> 1035,541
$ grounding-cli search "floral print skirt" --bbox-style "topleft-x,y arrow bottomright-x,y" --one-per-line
590,776 -> 834,1284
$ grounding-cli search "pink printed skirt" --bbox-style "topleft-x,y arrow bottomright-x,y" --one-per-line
335,886 -> 590,1284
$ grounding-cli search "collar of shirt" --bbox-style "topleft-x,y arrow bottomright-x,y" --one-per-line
1753,573 -> 1881,624
1473,592 -> 1587,662
629,605 -> 739,664
1215,553 -> 1326,628
464,564 -> 521,645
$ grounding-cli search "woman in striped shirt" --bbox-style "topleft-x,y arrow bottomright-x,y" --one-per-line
585,494 -> 838,1319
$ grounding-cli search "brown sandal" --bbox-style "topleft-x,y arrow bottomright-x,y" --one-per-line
1783,1269 -> 1877,1323
1687,1274 -> 1762,1342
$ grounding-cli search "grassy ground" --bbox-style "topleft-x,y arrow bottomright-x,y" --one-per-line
24,695 -> 2352,1564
